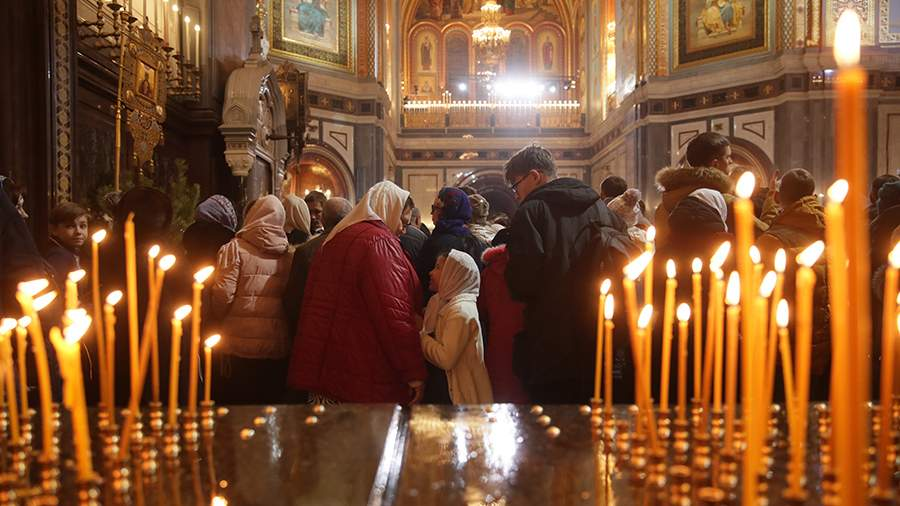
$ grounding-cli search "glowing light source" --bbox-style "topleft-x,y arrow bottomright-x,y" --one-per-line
604,295 -> 615,320
834,10 -> 861,67
776,299 -> 790,328
205,334 -> 221,348
600,279 -> 611,295
796,241 -> 825,267
92,230 -> 107,244
174,305 -> 192,321
775,249 -> 787,273
726,272 -> 741,306
637,305 -> 653,329
677,303 -> 691,322
828,179 -> 849,203
194,266 -> 215,284
760,271 -> 777,298
692,258 -> 703,274
736,172 -> 756,199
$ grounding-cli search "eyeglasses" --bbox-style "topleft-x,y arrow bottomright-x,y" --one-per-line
508,173 -> 530,194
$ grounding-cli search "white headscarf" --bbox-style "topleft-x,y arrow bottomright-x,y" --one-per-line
282,194 -> 311,235
324,181 -> 410,245
422,249 -> 480,335
688,188 -> 728,231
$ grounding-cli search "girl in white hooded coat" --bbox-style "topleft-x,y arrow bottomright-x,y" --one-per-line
420,249 -> 493,404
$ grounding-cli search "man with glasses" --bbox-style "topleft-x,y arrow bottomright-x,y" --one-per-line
503,144 -> 627,403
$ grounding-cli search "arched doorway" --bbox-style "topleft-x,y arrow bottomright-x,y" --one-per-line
284,144 -> 355,201
730,138 -> 774,184
455,170 -> 518,220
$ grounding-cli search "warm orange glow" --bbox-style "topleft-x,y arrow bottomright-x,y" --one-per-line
666,260 -> 677,279
749,246 -> 761,265
646,226 -> 657,243
776,299 -> 789,328
604,295 -> 615,320
159,254 -> 176,272
827,179 -> 849,203
194,266 -> 215,284
17,316 -> 31,328
67,269 -> 87,283
624,251 -> 654,281
736,172 -> 756,199
889,242 -> 900,269
0,319 -> 16,333
174,305 -> 192,321
637,305 -> 653,329
797,241 -> 825,267
32,292 -> 57,311
18,279 -> 49,296
600,279 -> 612,295
726,272 -> 741,306
91,229 -> 107,244
775,249 -> 787,273
106,291 -> 123,306
760,271 -> 777,298
148,245 -> 161,259
834,10 -> 861,67
710,242 -> 732,271
677,303 -> 691,322
63,315 -> 91,344
692,258 -> 703,274
205,334 -> 221,348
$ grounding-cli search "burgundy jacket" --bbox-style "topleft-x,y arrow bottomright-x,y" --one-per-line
287,221 -> 426,403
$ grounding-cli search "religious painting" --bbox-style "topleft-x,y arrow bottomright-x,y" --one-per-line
534,29 -> 562,73
271,0 -> 352,72
885,0 -> 900,44
826,0 -> 876,45
415,77 -> 438,97
616,0 -> 637,97
414,0 -> 558,21
676,0 -> 768,69
135,61 -> 157,102
420,36 -> 435,71
505,29 -> 531,73
445,32 -> 470,95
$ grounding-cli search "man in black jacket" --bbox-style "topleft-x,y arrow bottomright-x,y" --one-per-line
0,177 -> 47,314
504,144 -> 627,403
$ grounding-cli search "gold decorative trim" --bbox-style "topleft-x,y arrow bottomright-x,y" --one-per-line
53,0 -> 73,203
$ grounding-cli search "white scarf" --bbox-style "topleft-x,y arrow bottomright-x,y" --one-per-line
422,250 -> 480,335
323,181 -> 409,245
689,188 -> 729,231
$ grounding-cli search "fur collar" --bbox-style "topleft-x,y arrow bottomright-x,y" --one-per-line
655,166 -> 733,194
481,244 -> 508,264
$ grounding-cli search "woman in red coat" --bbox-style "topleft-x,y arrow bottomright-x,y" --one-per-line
287,181 -> 427,404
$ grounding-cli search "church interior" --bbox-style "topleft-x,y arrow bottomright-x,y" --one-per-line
1,0 -> 900,504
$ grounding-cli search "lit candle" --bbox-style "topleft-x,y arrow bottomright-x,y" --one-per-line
776,299 -> 799,486
183,15 -> 191,64
148,254 -> 176,405
203,334 -> 220,403
194,24 -> 200,65
51,317 -> 94,481
15,317 -> 30,419
691,258 -> 703,403
104,291 -> 123,419
167,305 -> 192,427
90,230 -> 107,410
659,260 -> 677,414
594,279 -> 612,404
147,245 -> 160,404
15,281 -> 57,459
833,12 -> 869,505
724,271 -> 741,452
124,213 -> 139,396
0,319 -> 21,444
764,249 -> 786,410
876,245 -> 900,491
790,240 -> 825,495
636,305 -> 658,451
622,252 -> 653,342
749,246 -> 763,288
188,266 -> 215,416
643,226 -> 656,308
703,242 -> 730,425
676,304 -> 690,423
603,296 -> 614,415
164,0 -> 170,41
734,172 -> 756,418
65,269 -> 86,312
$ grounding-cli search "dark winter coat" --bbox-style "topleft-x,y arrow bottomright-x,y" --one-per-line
757,196 -> 825,259
505,177 -> 628,394
287,221 -> 427,403
400,224 -> 427,265
0,187 -> 47,314
43,237 -> 81,287
182,220 -> 235,273
416,230 -> 485,300
871,204 -> 900,269
282,233 -> 326,333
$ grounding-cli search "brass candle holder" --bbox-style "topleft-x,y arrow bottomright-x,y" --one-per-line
672,418 -> 691,464
100,422 -> 121,462
37,454 -> 60,495
110,457 -> 132,496
657,409 -> 672,443
627,432 -> 648,485
20,409 -> 34,448
200,401 -> 216,433
148,401 -> 164,440
8,442 -> 27,481
182,411 -> 200,445
646,447 -> 668,491
75,477 -> 101,506
691,432 -> 713,488
715,449 -> 738,498
162,424 -> 180,460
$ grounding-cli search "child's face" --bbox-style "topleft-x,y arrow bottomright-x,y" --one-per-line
51,215 -> 88,249
429,255 -> 446,292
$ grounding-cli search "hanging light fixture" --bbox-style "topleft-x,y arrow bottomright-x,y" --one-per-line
472,0 -> 510,57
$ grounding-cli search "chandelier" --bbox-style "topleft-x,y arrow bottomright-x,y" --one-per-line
472,0 -> 510,54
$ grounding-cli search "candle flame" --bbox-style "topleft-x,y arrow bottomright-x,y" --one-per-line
646,226 -> 656,243
710,241 -> 732,271
174,305 -> 192,321
194,24 -> 200,32
776,299 -> 789,328
623,251 -> 654,281
184,15 -> 191,24
205,334 -> 221,348
211,497 -> 228,506
17,316 -> 31,328
666,259 -> 676,279
897,314 -> 900,333
0,318 -> 16,333
194,266 -> 215,284
604,295 -> 615,320
67,269 -> 87,283
796,240 -> 825,267
106,290 -> 123,306
735,171 -> 756,199
172,3 -> 179,12
33,292 -> 57,311
889,242 -> 900,269
17,279 -> 49,297
834,10 -> 861,68
91,229 -> 107,244
159,254 -> 176,272
64,315 -> 91,343
677,303 -> 691,322
692,258 -> 703,274
749,246 -> 761,264
600,279 -> 612,295
65,309 -> 87,322
827,179 -> 849,203
637,305 -> 653,329
775,249 -> 787,273
760,271 -> 777,298
148,245 -> 161,259
725,272 -> 741,305
897,291 -> 900,306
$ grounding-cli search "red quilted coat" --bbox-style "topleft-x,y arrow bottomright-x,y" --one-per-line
287,220 -> 427,403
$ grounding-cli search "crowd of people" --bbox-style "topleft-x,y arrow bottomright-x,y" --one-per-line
2,132 -> 899,407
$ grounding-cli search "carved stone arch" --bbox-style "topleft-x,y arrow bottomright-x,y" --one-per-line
729,137 -> 774,183
285,142 -> 356,202
453,168 -> 518,218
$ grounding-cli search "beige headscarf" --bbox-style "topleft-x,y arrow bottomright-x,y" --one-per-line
324,181 -> 409,245
235,195 -> 289,254
422,249 -> 480,334
282,194 -> 311,236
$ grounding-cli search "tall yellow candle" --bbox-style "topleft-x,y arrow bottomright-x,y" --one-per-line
148,254 -> 176,405
90,230 -> 107,411
65,269 -> 86,312
735,173 -> 756,418
764,249 -> 786,412
623,252 -> 653,412
167,305 -> 192,427
203,334 -> 221,403
16,281 -> 57,460
723,272 -> 741,452
743,276 -> 773,506
603,297 -> 614,414
14,317 -> 30,419
188,266 -> 215,416
148,245 -> 160,404
757,270 -> 778,412
124,214 -> 140,396
676,304 -> 690,423
643,226 -> 656,308
51,318 -> 94,481
776,300 -> 799,480
104,291 -> 123,419
691,258 -> 703,402
703,242 -> 731,423
636,305 -> 659,451
833,12 -> 870,506
0,319 -> 21,444
659,260 -> 677,413
876,246 -> 900,492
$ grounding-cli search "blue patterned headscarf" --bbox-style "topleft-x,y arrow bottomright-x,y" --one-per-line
434,187 -> 473,237
195,195 -> 238,232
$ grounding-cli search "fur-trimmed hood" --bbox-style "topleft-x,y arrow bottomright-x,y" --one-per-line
655,166 -> 733,195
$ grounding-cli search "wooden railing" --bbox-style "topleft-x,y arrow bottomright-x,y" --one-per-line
402,100 -> 583,131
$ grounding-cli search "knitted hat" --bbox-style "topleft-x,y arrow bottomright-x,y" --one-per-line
469,194 -> 490,222
607,188 -> 642,227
